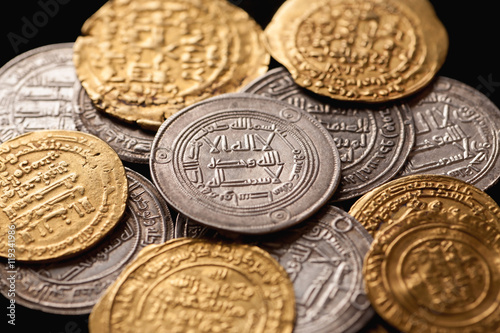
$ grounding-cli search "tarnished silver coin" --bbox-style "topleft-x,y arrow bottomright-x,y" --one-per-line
175,205 -> 375,333
241,67 -> 415,201
72,82 -> 155,164
0,43 -> 77,143
0,168 -> 174,315
398,76 -> 500,190
150,93 -> 341,234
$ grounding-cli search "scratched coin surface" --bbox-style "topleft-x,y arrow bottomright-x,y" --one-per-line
74,0 -> 270,130
0,43 -> 77,143
397,76 -> 500,191
242,67 -> 415,201
72,81 -> 155,164
364,206 -> 500,332
88,238 -> 296,333
0,130 -> 128,261
176,205 -> 374,333
264,0 -> 448,102
0,168 -> 173,314
349,174 -> 500,238
150,93 -> 341,234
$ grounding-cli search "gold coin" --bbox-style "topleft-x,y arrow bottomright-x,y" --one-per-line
0,130 -> 128,261
363,205 -> 500,332
74,0 -> 270,130
88,238 -> 296,333
349,174 -> 500,237
264,0 -> 448,102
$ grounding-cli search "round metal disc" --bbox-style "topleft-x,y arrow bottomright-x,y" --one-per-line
150,92 -> 341,234
263,0 -> 448,103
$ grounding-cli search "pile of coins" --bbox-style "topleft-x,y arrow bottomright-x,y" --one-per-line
1,0 -> 500,332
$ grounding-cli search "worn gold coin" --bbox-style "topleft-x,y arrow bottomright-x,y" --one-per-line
0,130 -> 128,261
264,0 -> 448,103
349,174 -> 500,238
364,206 -> 500,332
74,0 -> 270,130
88,238 -> 296,333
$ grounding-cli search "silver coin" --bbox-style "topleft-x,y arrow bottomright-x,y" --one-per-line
0,43 -> 78,143
176,205 -> 375,333
398,76 -> 500,190
72,81 -> 155,164
241,67 -> 415,201
150,92 -> 341,234
0,168 -> 174,315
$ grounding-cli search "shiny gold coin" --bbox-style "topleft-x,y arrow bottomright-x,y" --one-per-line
349,174 -> 500,237
74,0 -> 270,130
364,206 -> 500,332
0,130 -> 128,261
264,0 -> 448,102
88,238 -> 296,333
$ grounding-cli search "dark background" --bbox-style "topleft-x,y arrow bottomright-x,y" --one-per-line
1,1 -> 499,332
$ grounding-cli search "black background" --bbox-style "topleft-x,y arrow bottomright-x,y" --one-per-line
1,1 -> 500,332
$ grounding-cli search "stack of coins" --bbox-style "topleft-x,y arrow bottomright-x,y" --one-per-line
1,0 -> 500,332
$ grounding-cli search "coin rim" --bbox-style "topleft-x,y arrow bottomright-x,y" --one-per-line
149,92 -> 341,234
263,0 -> 449,103
0,129 -> 129,262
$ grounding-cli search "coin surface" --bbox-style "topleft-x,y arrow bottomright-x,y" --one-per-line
150,93 -> 341,234
73,0 -> 270,130
0,130 -> 128,261
88,238 -> 296,333
264,0 -> 448,102
72,81 -> 155,164
176,205 -> 375,333
397,76 -> 500,191
349,174 -> 500,237
0,168 -> 173,314
89,238 -> 194,333
242,67 -> 415,201
364,206 -> 500,332
0,43 -> 78,143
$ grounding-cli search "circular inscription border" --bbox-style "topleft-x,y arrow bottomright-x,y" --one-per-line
0,130 -> 128,262
150,93 -> 341,234
364,210 -> 500,332
264,0 -> 448,102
